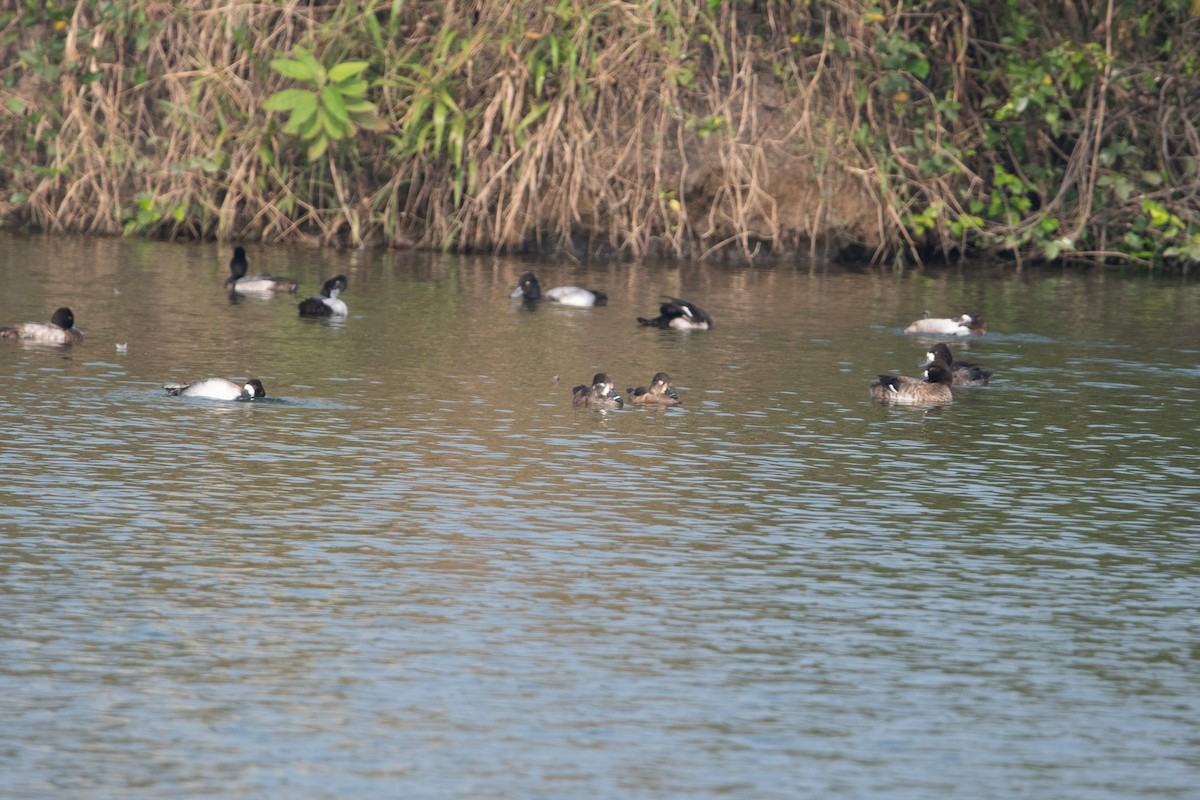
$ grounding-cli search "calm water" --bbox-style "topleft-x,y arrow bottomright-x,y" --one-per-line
1,235 -> 1198,799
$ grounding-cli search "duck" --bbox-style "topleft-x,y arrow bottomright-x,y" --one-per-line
511,272 -> 607,307
869,360 -> 954,405
904,312 -> 986,335
626,372 -> 682,406
163,378 -> 267,401
298,275 -> 348,317
223,247 -> 299,293
571,373 -> 623,409
637,297 -> 714,330
0,307 -> 83,344
922,342 -> 993,386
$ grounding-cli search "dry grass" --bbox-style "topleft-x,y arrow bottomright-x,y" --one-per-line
1,1 -> 1197,266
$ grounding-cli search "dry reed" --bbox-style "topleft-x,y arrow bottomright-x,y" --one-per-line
1,1 -> 1197,266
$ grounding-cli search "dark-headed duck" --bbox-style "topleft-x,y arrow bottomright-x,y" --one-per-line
164,377 -> 267,401
626,372 -> 682,406
298,275 -> 348,317
572,373 -> 623,409
922,342 -> 993,386
637,297 -> 714,330
512,272 -> 607,307
224,247 -> 299,293
904,313 -> 986,335
0,307 -> 83,344
869,361 -> 954,405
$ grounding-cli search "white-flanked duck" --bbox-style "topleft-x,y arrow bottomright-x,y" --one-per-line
224,247 -> 298,293
512,272 -> 607,307
904,312 -> 986,335
298,275 -> 348,317
164,378 -> 267,401
637,297 -> 714,330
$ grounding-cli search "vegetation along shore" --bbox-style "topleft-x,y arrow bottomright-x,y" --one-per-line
2,1 -> 1198,268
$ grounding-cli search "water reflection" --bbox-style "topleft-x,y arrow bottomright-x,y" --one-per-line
1,235 -> 1198,798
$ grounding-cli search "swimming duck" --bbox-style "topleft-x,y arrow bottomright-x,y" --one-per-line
904,312 -> 986,335
298,275 -> 348,317
637,297 -> 714,330
511,272 -> 607,307
0,307 -> 83,344
572,373 -> 623,409
869,360 -> 954,405
922,342 -> 993,386
223,247 -> 299,293
626,372 -> 682,405
163,378 -> 267,401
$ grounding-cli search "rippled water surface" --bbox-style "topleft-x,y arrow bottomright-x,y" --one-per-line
2,235 -> 1198,798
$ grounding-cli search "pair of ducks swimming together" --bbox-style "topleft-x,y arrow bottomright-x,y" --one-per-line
225,247 -> 348,318
572,372 -> 682,409
870,341 -> 994,405
511,272 -> 716,331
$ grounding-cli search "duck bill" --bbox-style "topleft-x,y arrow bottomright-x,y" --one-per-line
510,287 -> 525,298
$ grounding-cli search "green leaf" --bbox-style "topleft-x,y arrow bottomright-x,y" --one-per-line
282,102 -> 317,135
343,98 -> 377,114
516,101 -> 549,133
322,111 -> 346,140
270,58 -> 316,82
322,87 -> 349,126
292,47 -> 324,83
438,89 -> 462,115
1143,199 -> 1171,227
333,78 -> 369,98
405,94 -> 433,134
264,88 -> 318,112
307,135 -> 329,161
449,114 -> 465,166
4,97 -> 26,114
433,101 -> 447,155
301,108 -> 325,140
328,61 -> 369,82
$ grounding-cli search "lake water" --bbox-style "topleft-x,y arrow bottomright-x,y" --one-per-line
1,234 -> 1198,799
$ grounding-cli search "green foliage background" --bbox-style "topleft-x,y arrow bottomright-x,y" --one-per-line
1,0 -> 1198,266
